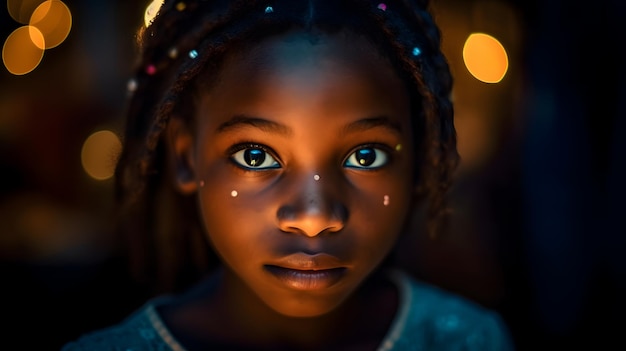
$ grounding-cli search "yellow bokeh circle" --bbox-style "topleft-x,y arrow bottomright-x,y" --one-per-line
463,33 -> 509,83
81,130 -> 123,181
7,0 -> 46,24
145,0 -> 165,27
2,26 -> 45,75
30,0 -> 72,49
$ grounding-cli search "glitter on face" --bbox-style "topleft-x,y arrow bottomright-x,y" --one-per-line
377,3 -> 387,11
176,2 -> 186,11
231,190 -> 238,197
412,47 -> 422,56
189,49 -> 198,59
314,174 -> 321,181
395,144 -> 402,152
383,195 -> 390,206
265,6 -> 274,14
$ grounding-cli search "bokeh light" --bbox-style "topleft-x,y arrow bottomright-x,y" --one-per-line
463,32 -> 509,83
81,130 -> 122,181
2,25 -> 45,75
29,0 -> 72,49
144,0 -> 165,27
7,0 -> 45,24
3,0 -> 71,74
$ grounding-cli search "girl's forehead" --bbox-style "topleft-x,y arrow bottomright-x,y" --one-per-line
195,29 -> 411,138
216,30 -> 394,85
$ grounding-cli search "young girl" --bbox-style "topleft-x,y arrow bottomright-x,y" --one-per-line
62,0 -> 514,350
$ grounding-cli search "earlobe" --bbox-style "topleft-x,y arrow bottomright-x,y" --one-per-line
166,117 -> 198,195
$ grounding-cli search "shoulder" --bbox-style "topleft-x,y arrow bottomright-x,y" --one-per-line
60,298 -> 183,351
382,270 -> 515,351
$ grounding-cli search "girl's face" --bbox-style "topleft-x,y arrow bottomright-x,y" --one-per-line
178,31 -> 414,317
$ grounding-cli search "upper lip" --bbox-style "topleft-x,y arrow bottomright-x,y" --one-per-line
269,252 -> 345,271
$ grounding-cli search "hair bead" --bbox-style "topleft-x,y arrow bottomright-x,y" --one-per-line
127,79 -> 138,92
145,64 -> 157,75
168,47 -> 179,59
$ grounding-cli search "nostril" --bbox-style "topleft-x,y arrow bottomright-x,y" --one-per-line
276,202 -> 348,237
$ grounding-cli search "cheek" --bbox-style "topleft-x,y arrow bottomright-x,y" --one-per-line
196,163 -> 278,255
351,159 -> 414,215
350,176 -> 413,246
197,187 -> 263,270
196,163 -> 244,245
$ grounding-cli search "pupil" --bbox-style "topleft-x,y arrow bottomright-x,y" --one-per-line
245,149 -> 265,166
357,148 -> 375,166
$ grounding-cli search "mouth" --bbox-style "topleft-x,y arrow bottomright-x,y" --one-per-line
264,265 -> 347,290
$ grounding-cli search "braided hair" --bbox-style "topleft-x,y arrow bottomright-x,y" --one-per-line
114,0 -> 458,295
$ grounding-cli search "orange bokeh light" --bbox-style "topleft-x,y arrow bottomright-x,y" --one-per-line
2,26 -> 45,75
7,0 -> 46,24
29,0 -> 72,49
81,130 -> 122,181
463,33 -> 509,83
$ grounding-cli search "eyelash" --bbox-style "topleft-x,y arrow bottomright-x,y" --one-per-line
227,142 -> 393,171
228,143 -> 281,171
343,143 -> 392,170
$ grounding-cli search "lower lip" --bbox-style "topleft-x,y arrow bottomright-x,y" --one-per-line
265,266 -> 347,291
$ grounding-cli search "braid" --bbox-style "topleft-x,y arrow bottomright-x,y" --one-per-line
396,0 -> 459,237
114,0 -> 458,294
358,0 -> 459,236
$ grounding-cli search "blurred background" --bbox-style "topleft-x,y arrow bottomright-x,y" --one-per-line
1,0 -> 624,349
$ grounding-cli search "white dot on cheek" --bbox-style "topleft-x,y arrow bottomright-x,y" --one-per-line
231,190 -> 238,198
314,174 -> 321,181
383,195 -> 390,206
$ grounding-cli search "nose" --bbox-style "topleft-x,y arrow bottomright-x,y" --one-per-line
277,173 -> 348,237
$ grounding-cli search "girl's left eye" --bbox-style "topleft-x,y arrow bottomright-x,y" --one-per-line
344,146 -> 389,169
231,145 -> 280,170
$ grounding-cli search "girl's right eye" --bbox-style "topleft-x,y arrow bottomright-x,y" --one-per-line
230,145 -> 280,170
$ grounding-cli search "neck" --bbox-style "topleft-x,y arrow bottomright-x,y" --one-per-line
164,267 -> 398,350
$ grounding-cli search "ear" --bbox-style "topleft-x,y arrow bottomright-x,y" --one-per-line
166,117 -> 198,195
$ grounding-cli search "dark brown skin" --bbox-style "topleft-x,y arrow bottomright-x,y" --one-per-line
164,30 -> 416,350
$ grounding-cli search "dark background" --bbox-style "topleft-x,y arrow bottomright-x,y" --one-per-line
1,0 -> 624,349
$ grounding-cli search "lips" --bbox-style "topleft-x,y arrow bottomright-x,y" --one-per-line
265,253 -> 347,290
265,266 -> 347,290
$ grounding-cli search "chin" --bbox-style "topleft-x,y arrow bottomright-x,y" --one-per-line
263,292 -> 350,318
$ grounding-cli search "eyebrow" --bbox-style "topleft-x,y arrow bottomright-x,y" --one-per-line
217,114 -> 293,136
216,114 -> 403,137
341,116 -> 403,137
